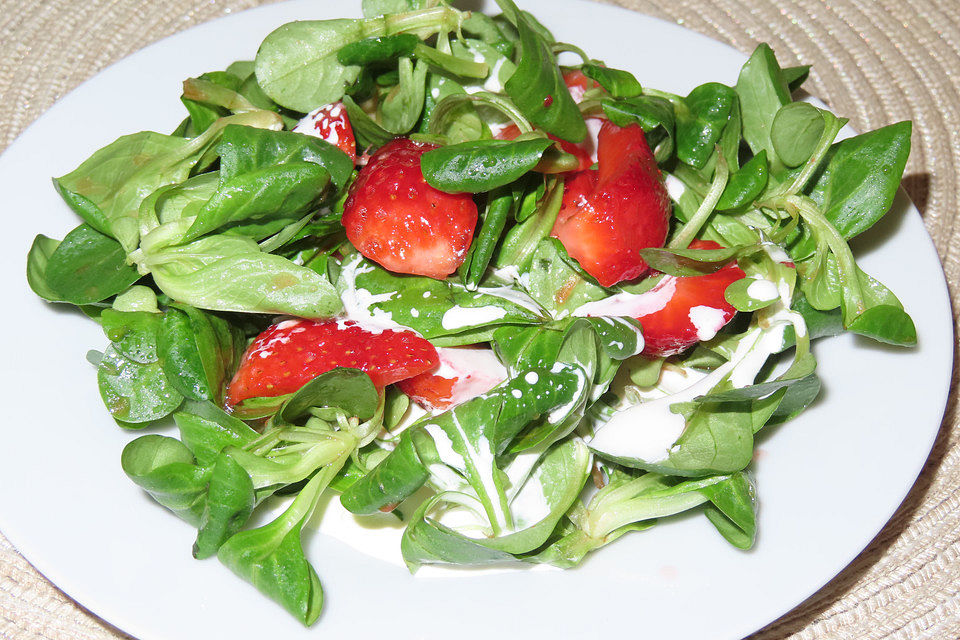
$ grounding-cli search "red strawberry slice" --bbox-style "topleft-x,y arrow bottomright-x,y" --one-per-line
225,319 -> 439,406
574,241 -> 746,357
341,138 -> 479,279
293,101 -> 357,163
551,121 -> 670,287
397,346 -> 507,411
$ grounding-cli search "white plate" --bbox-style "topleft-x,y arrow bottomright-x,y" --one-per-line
0,1 -> 952,639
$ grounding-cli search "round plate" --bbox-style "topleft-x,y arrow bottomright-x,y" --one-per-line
0,1 -> 951,638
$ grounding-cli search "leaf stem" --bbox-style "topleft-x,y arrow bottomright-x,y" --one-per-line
428,92 -> 533,136
668,151 -> 730,250
551,42 -> 590,64
770,195 -> 866,316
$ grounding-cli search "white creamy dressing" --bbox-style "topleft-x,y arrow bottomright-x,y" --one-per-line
761,241 -> 793,264
424,423 -> 466,473
439,283 -> 543,330
441,305 -> 507,330
664,174 -> 687,201
573,276 -> 678,318
446,413 -> 509,530
746,278 -> 780,301
688,305 -> 727,341
545,362 -> 588,424
588,280 -> 803,463
337,255 -> 403,334
484,57 -> 507,93
427,346 -> 509,409
508,464 -> 552,530
583,117 -> 602,163
471,283 -> 544,315
432,498 -> 490,534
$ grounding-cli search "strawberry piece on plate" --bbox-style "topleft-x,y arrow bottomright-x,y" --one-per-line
293,101 -> 358,163
574,241 -> 747,357
342,138 -> 479,279
397,346 -> 508,411
226,319 -> 438,406
551,121 -> 670,287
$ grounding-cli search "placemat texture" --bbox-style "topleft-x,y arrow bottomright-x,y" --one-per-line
1,0 -> 958,638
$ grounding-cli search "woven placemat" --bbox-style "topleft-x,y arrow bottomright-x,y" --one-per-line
1,0 -> 958,638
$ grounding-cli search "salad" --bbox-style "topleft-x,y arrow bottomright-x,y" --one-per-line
24,0 -> 916,627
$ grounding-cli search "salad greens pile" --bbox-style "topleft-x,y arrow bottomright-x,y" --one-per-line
25,0 -> 915,626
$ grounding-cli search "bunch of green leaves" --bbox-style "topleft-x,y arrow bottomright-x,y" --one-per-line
123,369 -> 381,625
29,114 -> 352,318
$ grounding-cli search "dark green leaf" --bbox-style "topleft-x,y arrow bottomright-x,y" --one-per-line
676,83 -> 737,169
421,138 -> 552,193
100,309 -> 162,364
340,428 -> 431,514
498,0 -> 586,143
462,187 -> 513,289
194,452 -> 257,559
736,43 -> 791,160
218,125 -> 353,191
98,346 -> 183,424
121,435 -> 210,526
175,401 -> 260,468
771,102 -> 825,167
701,472 -> 757,549
337,34 -> 420,66
797,122 -> 912,256
158,307 -> 219,402
717,150 -> 769,210
26,234 -> 63,302
581,63 -> 642,98
279,368 -> 379,423
781,65 -> 811,92
44,225 -> 140,305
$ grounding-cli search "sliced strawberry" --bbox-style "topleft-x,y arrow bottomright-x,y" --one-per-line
397,346 -> 507,411
341,138 -> 478,279
225,319 -> 438,406
551,121 -> 670,287
293,102 -> 357,163
494,123 -> 594,173
574,241 -> 746,357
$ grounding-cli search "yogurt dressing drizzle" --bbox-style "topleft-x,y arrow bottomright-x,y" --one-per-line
588,278 -> 805,464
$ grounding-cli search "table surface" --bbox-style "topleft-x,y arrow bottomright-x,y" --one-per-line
1,0 -> 958,638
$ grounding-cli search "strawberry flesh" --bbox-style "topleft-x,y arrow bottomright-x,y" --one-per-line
397,346 -> 507,411
342,138 -> 478,279
225,319 -> 439,406
293,101 -> 357,163
551,121 -> 671,287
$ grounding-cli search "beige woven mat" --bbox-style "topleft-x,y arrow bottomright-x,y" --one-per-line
1,0 -> 958,637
